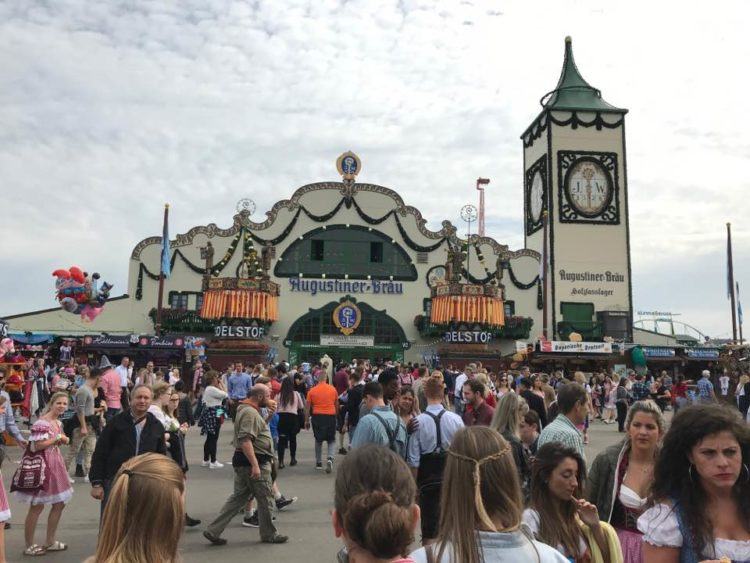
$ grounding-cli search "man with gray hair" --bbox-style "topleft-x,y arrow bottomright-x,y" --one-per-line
204,384 -> 288,545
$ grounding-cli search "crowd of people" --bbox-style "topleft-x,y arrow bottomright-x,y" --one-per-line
0,355 -> 746,561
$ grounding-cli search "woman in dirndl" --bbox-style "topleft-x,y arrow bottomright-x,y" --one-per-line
0,395 -> 12,563
586,400 -> 664,562
14,392 -> 73,556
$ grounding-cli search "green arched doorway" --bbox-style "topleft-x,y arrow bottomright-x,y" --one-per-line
284,296 -> 409,365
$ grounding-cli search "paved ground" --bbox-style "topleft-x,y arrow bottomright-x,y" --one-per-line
4,416 -> 626,562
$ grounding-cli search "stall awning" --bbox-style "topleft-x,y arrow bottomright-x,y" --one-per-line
10,333 -> 55,345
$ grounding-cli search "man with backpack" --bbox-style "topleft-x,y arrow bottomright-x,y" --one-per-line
406,377 -> 464,543
350,381 -> 407,458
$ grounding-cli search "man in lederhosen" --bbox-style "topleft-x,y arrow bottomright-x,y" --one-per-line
406,376 -> 464,544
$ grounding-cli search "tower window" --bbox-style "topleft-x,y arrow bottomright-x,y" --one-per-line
370,242 -> 383,263
311,240 -> 325,261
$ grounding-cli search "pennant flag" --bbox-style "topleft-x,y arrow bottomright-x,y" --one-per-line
161,206 -> 171,278
738,282 -> 744,326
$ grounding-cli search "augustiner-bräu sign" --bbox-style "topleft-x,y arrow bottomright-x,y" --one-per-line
558,270 -> 625,283
557,269 -> 626,298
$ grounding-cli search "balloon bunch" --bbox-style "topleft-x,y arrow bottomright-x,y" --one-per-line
52,266 -> 113,322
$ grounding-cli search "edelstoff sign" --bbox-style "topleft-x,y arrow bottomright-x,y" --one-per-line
320,334 -> 375,347
213,325 -> 265,339
444,331 -> 493,344
539,340 -> 613,354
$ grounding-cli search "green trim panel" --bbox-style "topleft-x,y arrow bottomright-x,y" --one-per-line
274,225 -> 418,281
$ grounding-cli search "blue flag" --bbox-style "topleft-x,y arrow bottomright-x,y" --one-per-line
738,282 -> 744,326
161,208 -> 171,278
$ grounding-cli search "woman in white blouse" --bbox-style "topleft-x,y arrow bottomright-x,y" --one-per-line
147,382 -> 175,437
198,372 -> 228,469
638,404 -> 750,562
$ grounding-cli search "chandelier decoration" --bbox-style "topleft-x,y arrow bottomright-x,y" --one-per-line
199,200 -> 280,322
429,204 -> 504,327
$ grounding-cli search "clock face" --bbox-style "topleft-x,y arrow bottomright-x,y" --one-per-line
530,171 -> 544,221
565,159 -> 612,217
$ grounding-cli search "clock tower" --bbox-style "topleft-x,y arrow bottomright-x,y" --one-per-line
522,37 -> 632,342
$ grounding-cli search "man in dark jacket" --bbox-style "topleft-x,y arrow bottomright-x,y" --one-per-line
519,377 -> 548,429
89,384 -> 167,514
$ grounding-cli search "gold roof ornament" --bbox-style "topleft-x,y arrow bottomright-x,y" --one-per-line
336,151 -> 361,181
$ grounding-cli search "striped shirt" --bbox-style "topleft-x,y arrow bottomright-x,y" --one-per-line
536,413 -> 586,464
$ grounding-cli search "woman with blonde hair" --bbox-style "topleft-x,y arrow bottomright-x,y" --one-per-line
148,381 -> 174,432
397,386 -> 420,428
86,452 -> 184,563
473,372 -> 496,408
168,368 -> 180,386
586,400 -> 664,562
490,392 -> 531,499
14,392 -> 72,556
411,426 -> 566,563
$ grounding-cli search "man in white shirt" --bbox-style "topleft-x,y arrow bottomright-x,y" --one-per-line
719,373 -> 731,399
452,365 -> 472,415
407,377 -> 464,543
115,357 -> 131,410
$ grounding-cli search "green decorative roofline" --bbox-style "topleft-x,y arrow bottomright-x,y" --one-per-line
541,36 -> 626,113
520,37 -> 627,143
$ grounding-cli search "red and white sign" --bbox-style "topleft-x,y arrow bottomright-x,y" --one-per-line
538,340 -> 612,354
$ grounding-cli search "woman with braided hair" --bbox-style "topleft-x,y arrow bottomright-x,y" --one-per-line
411,426 -> 567,563
86,452 -> 184,563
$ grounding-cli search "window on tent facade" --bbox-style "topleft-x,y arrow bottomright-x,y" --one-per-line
560,302 -> 594,324
169,293 -> 189,310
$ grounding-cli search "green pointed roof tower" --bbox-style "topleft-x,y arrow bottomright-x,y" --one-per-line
542,36 -> 626,114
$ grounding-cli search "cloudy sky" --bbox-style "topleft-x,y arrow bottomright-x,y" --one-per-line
1,0 -> 748,339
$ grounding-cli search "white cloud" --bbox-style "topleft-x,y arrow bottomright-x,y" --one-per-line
1,0 -> 749,337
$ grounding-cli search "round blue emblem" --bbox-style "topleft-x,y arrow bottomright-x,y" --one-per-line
333,301 -> 361,335
337,306 -> 357,329
341,156 -> 358,175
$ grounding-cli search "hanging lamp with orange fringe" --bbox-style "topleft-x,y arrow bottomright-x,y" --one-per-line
429,282 -> 504,327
